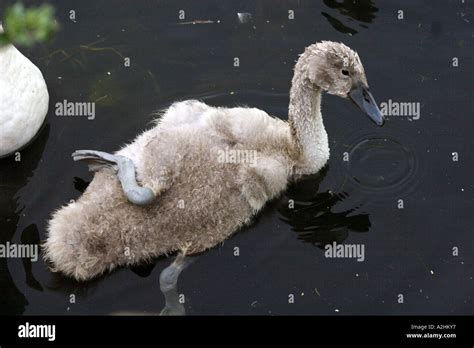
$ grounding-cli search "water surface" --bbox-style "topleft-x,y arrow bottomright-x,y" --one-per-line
0,0 -> 472,315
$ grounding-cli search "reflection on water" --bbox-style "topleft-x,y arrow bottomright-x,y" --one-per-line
21,224 -> 43,291
129,262 -> 157,278
46,251 -> 190,316
279,167 -> 370,247
0,125 -> 50,314
46,270 -> 101,300
322,0 -> 378,35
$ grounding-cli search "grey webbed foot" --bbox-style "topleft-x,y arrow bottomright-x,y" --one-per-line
72,149 -> 156,206
159,253 -> 194,316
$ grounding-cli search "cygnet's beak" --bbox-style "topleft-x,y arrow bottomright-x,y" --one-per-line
348,82 -> 385,126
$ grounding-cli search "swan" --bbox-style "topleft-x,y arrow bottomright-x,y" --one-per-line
44,41 -> 384,284
0,24 -> 49,157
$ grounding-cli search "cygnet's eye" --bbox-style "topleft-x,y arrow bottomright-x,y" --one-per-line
341,69 -> 349,76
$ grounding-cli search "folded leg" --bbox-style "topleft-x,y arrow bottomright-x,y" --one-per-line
72,149 -> 156,206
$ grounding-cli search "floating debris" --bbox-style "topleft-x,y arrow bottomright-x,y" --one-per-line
177,20 -> 215,25
237,12 -> 252,24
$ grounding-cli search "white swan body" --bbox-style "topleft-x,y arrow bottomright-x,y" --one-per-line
0,25 -> 49,157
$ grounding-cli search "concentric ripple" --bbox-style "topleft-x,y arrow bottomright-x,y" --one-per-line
347,137 -> 415,191
329,128 -> 423,203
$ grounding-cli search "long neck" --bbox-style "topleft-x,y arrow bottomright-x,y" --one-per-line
288,70 -> 329,174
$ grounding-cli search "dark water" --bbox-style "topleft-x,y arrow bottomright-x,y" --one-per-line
0,0 -> 472,315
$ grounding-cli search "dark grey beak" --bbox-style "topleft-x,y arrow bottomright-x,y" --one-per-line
348,83 -> 384,126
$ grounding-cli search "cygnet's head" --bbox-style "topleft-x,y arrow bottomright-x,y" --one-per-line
298,41 -> 384,126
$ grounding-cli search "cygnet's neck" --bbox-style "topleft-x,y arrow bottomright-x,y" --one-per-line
288,69 -> 329,175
